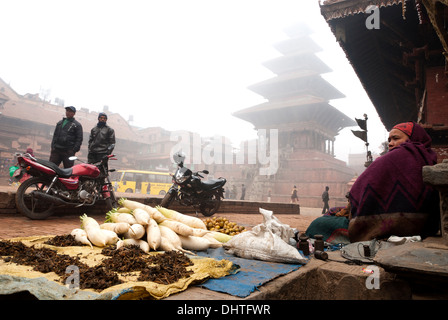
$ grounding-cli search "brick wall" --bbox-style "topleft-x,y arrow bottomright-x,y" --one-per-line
425,66 -> 448,125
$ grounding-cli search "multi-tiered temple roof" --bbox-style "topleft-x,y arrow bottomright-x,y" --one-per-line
234,23 -> 355,140
232,23 -> 356,206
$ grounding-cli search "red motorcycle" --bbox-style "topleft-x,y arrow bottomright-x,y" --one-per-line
15,147 -> 118,220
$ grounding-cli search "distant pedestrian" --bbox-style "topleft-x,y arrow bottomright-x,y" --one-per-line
88,112 -> 116,164
267,189 -> 271,202
240,184 -> 246,200
49,106 -> 83,168
290,185 -> 298,203
322,186 -> 330,214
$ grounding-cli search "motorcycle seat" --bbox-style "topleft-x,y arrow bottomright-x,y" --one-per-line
201,178 -> 226,190
35,158 -> 74,178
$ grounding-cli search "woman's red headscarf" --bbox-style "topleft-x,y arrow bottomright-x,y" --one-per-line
392,121 -> 414,137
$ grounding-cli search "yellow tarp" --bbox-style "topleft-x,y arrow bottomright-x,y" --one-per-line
0,235 -> 236,300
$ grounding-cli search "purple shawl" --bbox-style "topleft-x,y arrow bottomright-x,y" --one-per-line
348,122 -> 439,242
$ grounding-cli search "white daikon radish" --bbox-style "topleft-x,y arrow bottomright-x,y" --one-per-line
146,218 -> 161,250
159,225 -> 193,255
144,205 -> 166,223
156,206 -> 207,229
117,207 -> 132,213
116,239 -> 150,253
70,228 -> 93,248
80,214 -> 108,247
100,222 -> 130,234
208,231 -> 233,243
105,209 -> 137,225
100,222 -> 117,232
159,220 -> 194,237
101,229 -> 119,245
123,223 -> 145,239
159,236 -> 177,252
118,198 -> 145,210
119,198 -> 166,223
179,235 -> 213,251
132,208 -> 150,226
202,233 -> 224,248
191,228 -> 209,237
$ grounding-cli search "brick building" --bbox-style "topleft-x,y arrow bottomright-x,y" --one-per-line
0,78 -> 251,194
0,77 -> 176,178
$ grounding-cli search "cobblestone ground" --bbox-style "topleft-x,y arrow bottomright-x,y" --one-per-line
0,207 -> 321,239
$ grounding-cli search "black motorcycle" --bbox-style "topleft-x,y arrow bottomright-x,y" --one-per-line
160,152 -> 226,216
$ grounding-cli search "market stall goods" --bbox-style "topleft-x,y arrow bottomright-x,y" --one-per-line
75,200 -> 233,255
0,236 -> 235,299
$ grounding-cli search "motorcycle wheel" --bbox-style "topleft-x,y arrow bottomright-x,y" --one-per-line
103,181 -> 118,209
199,192 -> 221,217
105,190 -> 118,210
15,176 -> 56,220
160,191 -> 175,208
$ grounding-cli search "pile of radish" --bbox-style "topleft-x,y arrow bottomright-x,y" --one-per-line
71,199 -> 233,254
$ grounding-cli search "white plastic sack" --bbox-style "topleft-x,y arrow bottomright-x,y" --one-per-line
223,208 -> 307,264
254,208 -> 295,242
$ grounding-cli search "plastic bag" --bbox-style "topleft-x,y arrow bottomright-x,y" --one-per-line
254,208 -> 295,242
9,166 -> 19,177
223,208 -> 307,264
387,235 -> 421,244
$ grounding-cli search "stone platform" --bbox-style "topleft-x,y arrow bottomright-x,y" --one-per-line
165,238 -> 448,300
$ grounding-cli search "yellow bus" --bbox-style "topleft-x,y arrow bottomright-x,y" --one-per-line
112,170 -> 172,195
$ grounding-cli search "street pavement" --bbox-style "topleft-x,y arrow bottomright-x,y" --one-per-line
0,183 -> 321,239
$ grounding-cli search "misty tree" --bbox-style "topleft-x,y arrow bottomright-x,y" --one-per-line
39,87 -> 51,103
54,97 -> 65,106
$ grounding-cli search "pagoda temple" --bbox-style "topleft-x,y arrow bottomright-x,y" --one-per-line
233,23 -> 356,207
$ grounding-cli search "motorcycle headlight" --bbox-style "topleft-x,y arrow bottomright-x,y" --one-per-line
175,172 -> 188,184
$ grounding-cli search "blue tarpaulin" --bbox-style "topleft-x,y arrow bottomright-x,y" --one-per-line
196,247 -> 304,298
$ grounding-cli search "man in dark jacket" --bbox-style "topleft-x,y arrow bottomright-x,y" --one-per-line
88,112 -> 116,164
50,106 -> 83,168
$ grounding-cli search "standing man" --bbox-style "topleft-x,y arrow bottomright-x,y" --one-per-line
50,106 -> 83,168
322,186 -> 330,214
88,112 -> 116,164
240,184 -> 246,200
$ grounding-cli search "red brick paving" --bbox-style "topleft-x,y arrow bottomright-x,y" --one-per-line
0,182 -> 318,239
0,210 -> 318,240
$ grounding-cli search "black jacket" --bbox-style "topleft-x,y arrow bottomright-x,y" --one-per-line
88,124 -> 115,154
51,117 -> 83,152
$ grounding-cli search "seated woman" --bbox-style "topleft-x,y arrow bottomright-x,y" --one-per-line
306,122 -> 440,244
348,122 -> 440,242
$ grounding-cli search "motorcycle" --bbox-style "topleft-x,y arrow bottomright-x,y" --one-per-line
15,145 -> 118,220
160,152 -> 226,216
